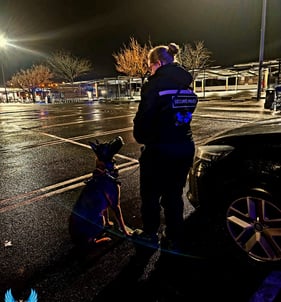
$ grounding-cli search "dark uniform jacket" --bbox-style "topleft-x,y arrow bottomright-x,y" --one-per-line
133,62 -> 194,149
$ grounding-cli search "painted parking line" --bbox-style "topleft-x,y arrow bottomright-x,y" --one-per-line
1,127 -> 139,213
0,161 -> 139,213
39,128 -> 134,149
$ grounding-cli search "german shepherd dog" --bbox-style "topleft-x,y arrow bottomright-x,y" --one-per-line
69,136 -> 131,250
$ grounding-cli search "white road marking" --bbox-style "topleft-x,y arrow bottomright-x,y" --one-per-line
0,163 -> 139,213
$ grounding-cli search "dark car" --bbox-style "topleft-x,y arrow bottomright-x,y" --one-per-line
186,116 -> 281,269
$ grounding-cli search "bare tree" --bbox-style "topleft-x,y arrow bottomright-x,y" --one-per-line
113,37 -> 150,83
46,50 -> 92,83
8,64 -> 53,101
179,40 -> 212,80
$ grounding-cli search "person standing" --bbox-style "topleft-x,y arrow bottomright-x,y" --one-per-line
133,42 -> 196,254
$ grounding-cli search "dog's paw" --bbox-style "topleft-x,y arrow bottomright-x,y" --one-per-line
104,221 -> 114,228
124,225 -> 134,235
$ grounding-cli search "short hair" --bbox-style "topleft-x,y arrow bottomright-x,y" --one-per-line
148,43 -> 180,65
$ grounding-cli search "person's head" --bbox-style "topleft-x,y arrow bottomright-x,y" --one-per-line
148,42 -> 180,75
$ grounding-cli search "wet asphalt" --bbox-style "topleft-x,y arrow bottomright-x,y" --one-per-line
0,98 -> 280,301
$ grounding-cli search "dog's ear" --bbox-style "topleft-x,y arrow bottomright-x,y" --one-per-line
89,140 -> 105,161
89,141 -> 98,153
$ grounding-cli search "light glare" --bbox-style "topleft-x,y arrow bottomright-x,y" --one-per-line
0,34 -> 8,49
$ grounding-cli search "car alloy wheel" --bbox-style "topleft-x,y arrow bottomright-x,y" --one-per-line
226,194 -> 281,263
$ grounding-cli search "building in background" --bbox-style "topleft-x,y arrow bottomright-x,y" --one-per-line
1,59 -> 280,103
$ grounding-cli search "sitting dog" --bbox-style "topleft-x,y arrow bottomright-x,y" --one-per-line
69,136 -> 131,250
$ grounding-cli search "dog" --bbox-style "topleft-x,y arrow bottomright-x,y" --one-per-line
69,136 -> 131,250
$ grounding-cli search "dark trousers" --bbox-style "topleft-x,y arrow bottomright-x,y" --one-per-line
139,141 -> 195,245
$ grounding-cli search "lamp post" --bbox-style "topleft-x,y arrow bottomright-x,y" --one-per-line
0,34 -> 8,102
1,62 -> 8,102
257,0 -> 267,101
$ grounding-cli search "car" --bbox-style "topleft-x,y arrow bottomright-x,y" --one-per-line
186,116 -> 281,269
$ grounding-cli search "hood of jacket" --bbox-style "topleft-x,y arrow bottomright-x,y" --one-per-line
147,62 -> 193,89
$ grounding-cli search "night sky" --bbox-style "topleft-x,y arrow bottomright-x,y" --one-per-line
0,0 -> 280,80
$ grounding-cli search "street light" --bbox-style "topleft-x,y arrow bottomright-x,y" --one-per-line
0,34 -> 8,102
257,0 -> 267,101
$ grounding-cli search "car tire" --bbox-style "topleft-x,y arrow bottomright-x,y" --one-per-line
211,186 -> 281,269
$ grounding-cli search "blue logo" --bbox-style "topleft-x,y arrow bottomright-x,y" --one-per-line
4,288 -> 37,302
175,111 -> 192,126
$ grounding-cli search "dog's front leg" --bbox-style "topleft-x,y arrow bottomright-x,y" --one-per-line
104,186 -> 132,237
103,208 -> 114,228
112,204 -> 132,236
